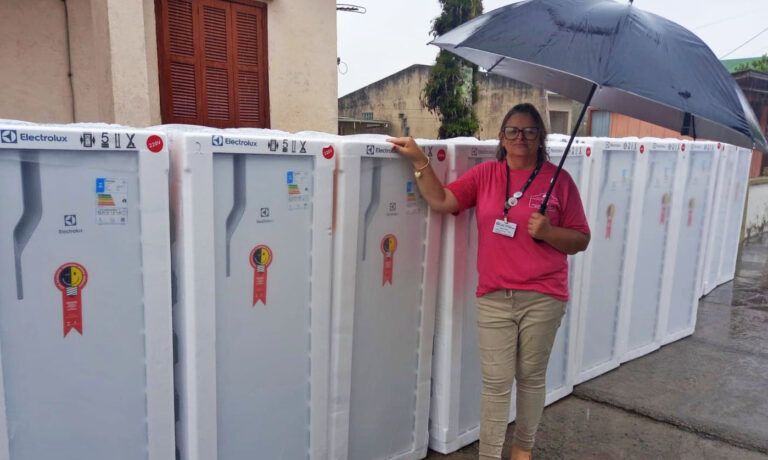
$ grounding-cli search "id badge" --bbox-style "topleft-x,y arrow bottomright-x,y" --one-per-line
493,219 -> 517,238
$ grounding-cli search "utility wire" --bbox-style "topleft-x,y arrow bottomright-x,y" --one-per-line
692,9 -> 758,32
719,24 -> 768,59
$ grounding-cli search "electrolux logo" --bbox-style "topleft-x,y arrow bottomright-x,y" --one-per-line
14,132 -> 68,143
212,135 -> 224,146
1,130 -> 18,143
225,138 -> 258,147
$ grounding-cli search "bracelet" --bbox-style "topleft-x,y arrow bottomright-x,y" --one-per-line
413,156 -> 431,179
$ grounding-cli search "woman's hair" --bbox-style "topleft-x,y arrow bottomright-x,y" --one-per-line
495,103 -> 549,162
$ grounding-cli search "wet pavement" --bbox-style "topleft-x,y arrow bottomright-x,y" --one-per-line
427,235 -> 768,459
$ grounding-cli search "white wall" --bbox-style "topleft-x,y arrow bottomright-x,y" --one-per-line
745,178 -> 768,239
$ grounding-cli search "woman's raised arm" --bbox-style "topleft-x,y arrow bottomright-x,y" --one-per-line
387,137 -> 460,214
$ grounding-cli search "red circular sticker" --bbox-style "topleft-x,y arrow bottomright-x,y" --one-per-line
640,145 -> 645,154
437,149 -> 446,162
322,146 -> 334,159
681,144 -> 686,152
586,147 -> 591,157
147,135 -> 164,153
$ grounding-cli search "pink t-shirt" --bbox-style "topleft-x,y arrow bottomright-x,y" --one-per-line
446,160 -> 590,301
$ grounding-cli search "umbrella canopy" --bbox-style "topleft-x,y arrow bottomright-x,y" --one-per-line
431,0 -> 768,153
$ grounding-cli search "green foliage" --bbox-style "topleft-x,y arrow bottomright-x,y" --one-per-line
431,0 -> 483,36
735,54 -> 768,72
422,0 -> 483,139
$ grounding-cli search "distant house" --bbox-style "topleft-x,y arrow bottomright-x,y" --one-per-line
0,0 -> 338,133
338,64 -> 583,139
588,59 -> 768,177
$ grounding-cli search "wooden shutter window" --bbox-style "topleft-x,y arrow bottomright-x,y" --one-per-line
163,0 -> 200,122
200,3 -> 232,124
169,62 -> 198,119
232,5 -> 266,125
157,0 -> 269,127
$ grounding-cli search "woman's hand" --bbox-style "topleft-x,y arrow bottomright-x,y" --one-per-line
528,212 -> 551,240
387,137 -> 429,168
529,213 -> 590,254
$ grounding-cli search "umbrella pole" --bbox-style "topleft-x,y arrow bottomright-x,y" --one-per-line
538,83 -> 597,215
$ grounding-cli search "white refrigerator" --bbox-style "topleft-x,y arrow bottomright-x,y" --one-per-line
429,138 -> 497,454
329,135 -> 447,460
545,138 -> 593,400
165,127 -> 334,460
0,122 -> 174,460
573,138 -> 640,384
658,141 -> 719,344
616,139 -> 681,363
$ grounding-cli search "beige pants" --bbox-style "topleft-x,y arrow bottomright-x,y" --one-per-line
477,289 -> 566,459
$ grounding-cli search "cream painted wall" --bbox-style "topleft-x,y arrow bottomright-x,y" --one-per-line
105,0 -> 160,126
266,0 -> 338,133
0,0 -> 160,126
0,0 -> 74,123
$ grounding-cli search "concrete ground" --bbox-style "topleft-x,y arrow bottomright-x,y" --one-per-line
427,235 -> 768,460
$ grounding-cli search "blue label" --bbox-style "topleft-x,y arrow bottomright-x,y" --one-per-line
287,171 -> 294,184
406,181 -> 413,193
96,178 -> 105,193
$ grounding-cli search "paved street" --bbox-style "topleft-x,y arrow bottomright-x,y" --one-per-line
427,235 -> 768,459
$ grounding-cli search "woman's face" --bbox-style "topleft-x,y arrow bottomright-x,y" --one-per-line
499,112 -> 540,162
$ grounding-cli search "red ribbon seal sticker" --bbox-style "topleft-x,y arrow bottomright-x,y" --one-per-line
660,193 -> 671,224
250,245 -> 273,306
381,234 -> 397,285
605,204 -> 615,239
54,263 -> 88,337
687,198 -> 696,227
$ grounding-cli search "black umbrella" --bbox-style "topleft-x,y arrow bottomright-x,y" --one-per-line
431,0 -> 768,214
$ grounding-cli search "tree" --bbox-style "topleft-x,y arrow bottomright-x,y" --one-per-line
734,54 -> 768,73
422,0 -> 483,139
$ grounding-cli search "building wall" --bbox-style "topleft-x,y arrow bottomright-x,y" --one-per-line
475,74 -> 548,140
606,112 -> 691,140
0,0 -> 337,131
267,0 -> 338,133
745,178 -> 768,239
338,65 -> 440,138
338,64 -> 549,140
0,0 -> 74,123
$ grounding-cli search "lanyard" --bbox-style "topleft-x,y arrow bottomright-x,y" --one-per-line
503,159 -> 543,222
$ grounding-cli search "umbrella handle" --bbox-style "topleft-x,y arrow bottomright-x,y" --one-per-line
533,203 -> 547,243
533,83 -> 597,245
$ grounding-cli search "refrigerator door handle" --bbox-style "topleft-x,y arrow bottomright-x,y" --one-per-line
361,160 -> 381,261
225,154 -> 247,277
13,152 -> 42,300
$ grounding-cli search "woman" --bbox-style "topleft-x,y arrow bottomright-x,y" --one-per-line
388,103 -> 590,460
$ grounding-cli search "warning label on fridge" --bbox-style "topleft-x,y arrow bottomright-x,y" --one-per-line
286,170 -> 311,211
95,178 -> 128,225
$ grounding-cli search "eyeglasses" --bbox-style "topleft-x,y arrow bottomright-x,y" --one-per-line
502,126 -> 540,140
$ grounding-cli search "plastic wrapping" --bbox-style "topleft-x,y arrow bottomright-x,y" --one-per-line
544,139 -> 593,398
573,138 -> 640,384
329,135 -> 447,460
429,138 -> 497,454
161,126 -> 335,460
659,141 -> 719,344
0,122 -> 174,460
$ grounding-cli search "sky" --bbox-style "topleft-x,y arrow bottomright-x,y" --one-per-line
337,0 -> 768,97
